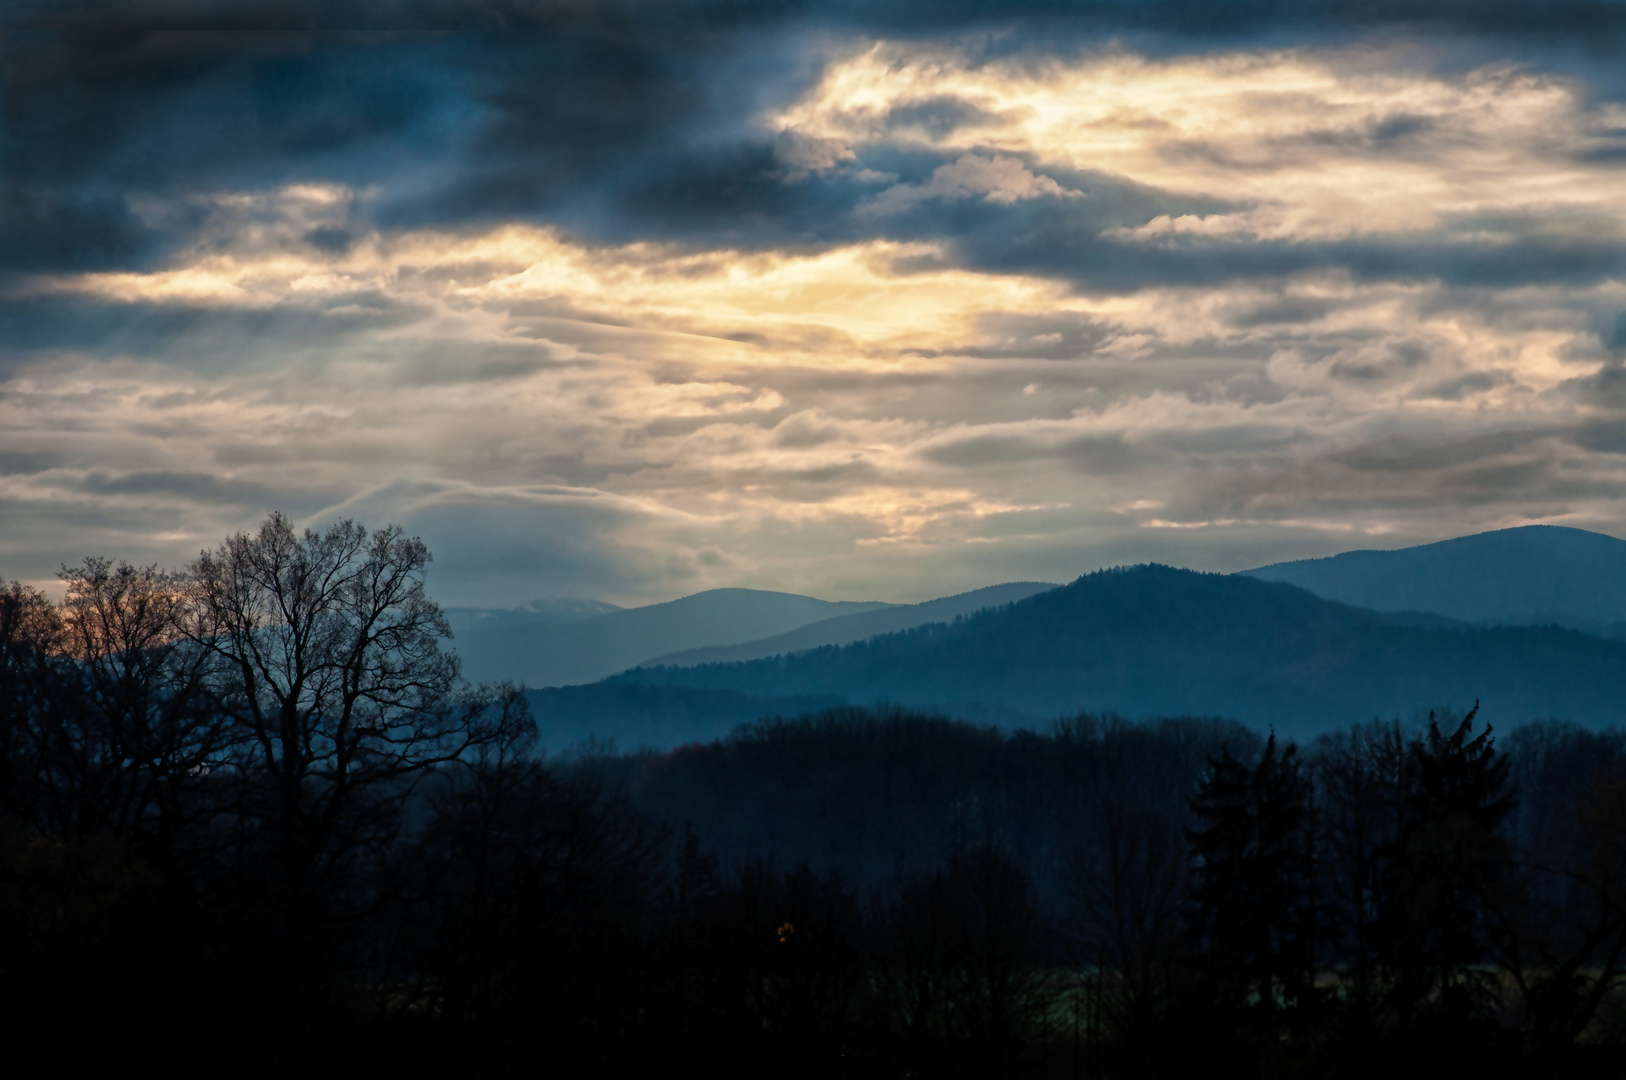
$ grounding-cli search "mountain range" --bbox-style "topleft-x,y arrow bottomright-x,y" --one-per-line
638,582 -> 1057,668
453,588 -> 894,687
452,582 -> 1063,687
604,563 -> 1626,740
1242,525 -> 1626,634
478,524 -> 1626,749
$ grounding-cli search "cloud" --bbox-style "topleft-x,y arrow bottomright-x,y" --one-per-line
861,154 -> 1079,214
9,8 -> 1626,603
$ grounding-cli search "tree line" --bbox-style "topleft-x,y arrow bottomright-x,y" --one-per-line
572,706 -> 1626,1076
3,513 -> 1626,1076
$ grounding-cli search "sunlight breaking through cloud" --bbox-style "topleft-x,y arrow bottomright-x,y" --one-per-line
6,20 -> 1626,603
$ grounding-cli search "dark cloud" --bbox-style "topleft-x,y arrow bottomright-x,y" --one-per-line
923,431 -> 1145,473
11,0 -> 1626,282
0,189 -> 172,273
1060,433 -> 1143,474
1225,294 -> 1340,327
1366,112 -> 1436,143
1159,425 -> 1621,529
0,449 -> 60,475
1415,370 -> 1514,400
764,459 -> 880,486
304,225 -> 353,253
941,205 -> 1626,292
392,342 -> 560,386
923,434 -> 1051,468
0,293 -> 428,376
613,144 -> 827,239
1570,414 -> 1626,453
637,409 -> 786,441
1562,362 -> 1626,410
1328,341 -> 1429,383
1330,429 -> 1548,473
0,26 -> 458,278
483,296 -> 633,330
882,95 -> 1008,138
74,468 -> 299,506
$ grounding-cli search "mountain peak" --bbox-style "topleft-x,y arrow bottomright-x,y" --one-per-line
1241,525 -> 1626,625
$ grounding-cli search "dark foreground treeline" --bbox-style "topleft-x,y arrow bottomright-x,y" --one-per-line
4,514 -> 1626,1077
571,707 -> 1626,1077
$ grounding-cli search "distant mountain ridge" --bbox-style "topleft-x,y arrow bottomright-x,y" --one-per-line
444,597 -> 623,641
469,526 -> 1626,748
454,588 -> 892,687
580,564 -> 1626,744
1241,525 -> 1626,628
639,581 -> 1059,668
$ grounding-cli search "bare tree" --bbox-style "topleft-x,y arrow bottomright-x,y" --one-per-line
0,580 -> 67,825
1314,720 -> 1406,1021
186,512 -> 527,891
1070,806 -> 1189,1069
1486,753 -> 1626,1052
44,558 -> 225,861
874,846 -> 1053,1078
388,730 -> 665,1039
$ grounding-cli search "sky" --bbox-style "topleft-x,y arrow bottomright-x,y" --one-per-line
7,1 -> 1626,607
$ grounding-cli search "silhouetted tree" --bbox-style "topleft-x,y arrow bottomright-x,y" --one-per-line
1486,728 -> 1626,1058
956,846 -> 1054,1075
0,573 -> 213,1045
873,863 -> 963,1077
1189,734 -> 1322,1070
1314,720 -> 1407,1029
46,558 -> 225,863
185,513 -> 523,897
0,580 -> 68,824
1070,805 -> 1188,1075
700,864 -> 865,1076
1378,705 -> 1513,1036
874,845 -> 1053,1079
391,719 -> 665,1074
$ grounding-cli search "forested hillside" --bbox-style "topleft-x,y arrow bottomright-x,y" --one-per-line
1243,524 -> 1626,629
609,565 -> 1626,737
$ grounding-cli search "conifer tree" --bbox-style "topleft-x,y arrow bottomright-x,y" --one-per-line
1189,734 -> 1321,1059
1378,704 -> 1513,1026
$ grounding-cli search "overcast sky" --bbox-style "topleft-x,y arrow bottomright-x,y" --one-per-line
7,2 -> 1626,606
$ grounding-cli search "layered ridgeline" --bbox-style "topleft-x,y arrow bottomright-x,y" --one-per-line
453,588 -> 894,687
453,582 -> 1060,688
508,582 -> 1057,747
543,565 -> 1626,746
641,582 -> 1057,667
1242,524 -> 1626,634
